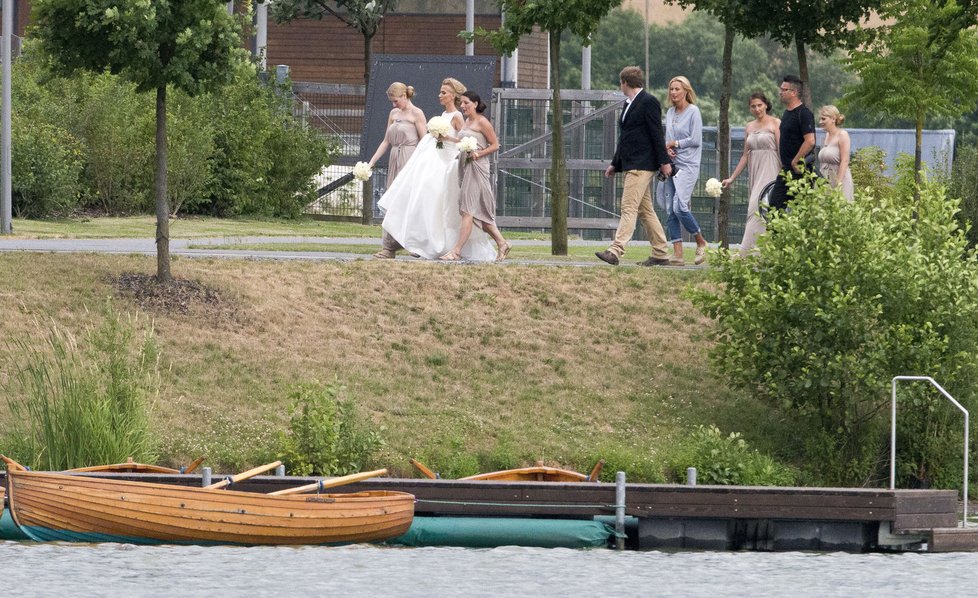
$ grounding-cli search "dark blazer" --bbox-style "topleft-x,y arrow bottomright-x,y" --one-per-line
611,89 -> 670,173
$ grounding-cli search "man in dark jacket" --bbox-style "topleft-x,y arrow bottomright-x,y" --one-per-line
596,66 -> 674,266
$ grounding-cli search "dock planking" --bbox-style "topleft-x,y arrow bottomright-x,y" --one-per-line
0,471 -> 967,551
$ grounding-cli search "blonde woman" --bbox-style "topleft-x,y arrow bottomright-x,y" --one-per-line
722,92 -> 781,256
659,75 -> 707,265
817,105 -> 854,201
369,82 -> 426,259
377,78 -> 495,261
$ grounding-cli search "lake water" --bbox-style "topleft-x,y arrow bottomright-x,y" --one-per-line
4,542 -> 978,597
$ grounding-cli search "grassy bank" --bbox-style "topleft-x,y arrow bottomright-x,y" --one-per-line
0,220 -> 786,480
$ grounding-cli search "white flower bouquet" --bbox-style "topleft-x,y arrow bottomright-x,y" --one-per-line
352,161 -> 372,182
427,116 -> 451,148
458,136 -> 478,161
705,177 -> 723,198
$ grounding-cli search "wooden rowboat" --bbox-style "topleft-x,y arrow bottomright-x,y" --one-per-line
4,465 -> 414,546
411,459 -> 605,482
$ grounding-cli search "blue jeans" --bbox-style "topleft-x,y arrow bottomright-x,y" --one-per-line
661,178 -> 701,243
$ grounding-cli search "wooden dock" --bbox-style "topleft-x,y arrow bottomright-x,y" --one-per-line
2,471 -> 971,551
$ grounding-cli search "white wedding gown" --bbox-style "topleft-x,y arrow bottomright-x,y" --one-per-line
377,113 -> 496,262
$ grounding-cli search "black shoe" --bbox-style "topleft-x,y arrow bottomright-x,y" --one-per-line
637,256 -> 671,267
595,250 -> 619,265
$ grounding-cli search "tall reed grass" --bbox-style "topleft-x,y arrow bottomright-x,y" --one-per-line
1,307 -> 161,469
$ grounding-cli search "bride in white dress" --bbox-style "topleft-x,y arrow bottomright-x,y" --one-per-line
377,77 -> 496,261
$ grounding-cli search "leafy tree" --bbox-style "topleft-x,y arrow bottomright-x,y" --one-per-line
844,0 -> 978,189
691,170 -> 978,486
467,0 -> 623,256
31,0 -> 247,282
739,0 -> 881,107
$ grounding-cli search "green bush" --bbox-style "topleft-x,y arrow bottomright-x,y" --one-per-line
0,307 -> 161,470
11,49 -> 337,219
11,118 -> 85,217
951,144 -> 978,249
849,146 -> 892,203
668,425 -> 796,486
200,66 -> 338,218
691,169 -> 978,487
68,72 -> 155,214
277,382 -> 383,477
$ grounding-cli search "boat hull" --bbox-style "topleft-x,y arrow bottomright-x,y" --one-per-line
6,470 -> 414,546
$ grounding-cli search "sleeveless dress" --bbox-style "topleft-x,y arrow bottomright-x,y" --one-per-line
377,111 -> 496,261
739,129 -> 780,255
457,128 -> 497,227
385,118 -> 420,183
817,144 -> 854,201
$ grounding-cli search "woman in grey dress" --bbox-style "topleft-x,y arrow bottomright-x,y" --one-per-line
440,91 -> 511,262
817,105 -> 854,201
722,91 -> 781,256
658,76 -> 708,265
368,82 -> 426,259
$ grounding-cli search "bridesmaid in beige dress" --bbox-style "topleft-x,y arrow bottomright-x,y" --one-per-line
440,90 -> 511,262
722,92 -> 781,256
369,82 -> 427,259
817,105 -> 854,201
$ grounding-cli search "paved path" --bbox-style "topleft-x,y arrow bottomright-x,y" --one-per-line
0,236 -> 709,268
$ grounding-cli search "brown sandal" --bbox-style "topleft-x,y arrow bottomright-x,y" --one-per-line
439,251 -> 461,261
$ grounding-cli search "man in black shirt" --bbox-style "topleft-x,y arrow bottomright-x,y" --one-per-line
769,75 -> 816,210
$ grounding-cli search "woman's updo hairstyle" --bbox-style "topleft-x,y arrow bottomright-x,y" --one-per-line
819,104 -> 846,126
442,77 -> 467,108
462,90 -> 487,114
387,82 -> 414,99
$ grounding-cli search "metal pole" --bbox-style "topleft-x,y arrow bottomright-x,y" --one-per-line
615,471 -> 626,550
201,467 -> 212,488
581,45 -> 591,91
275,464 -> 285,476
1,0 -> 13,234
255,1 -> 268,72
465,0 -> 474,56
687,467 -> 697,486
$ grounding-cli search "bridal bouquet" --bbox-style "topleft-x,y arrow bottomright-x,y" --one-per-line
458,136 -> 478,161
705,177 -> 723,198
427,116 -> 451,148
352,161 -> 372,181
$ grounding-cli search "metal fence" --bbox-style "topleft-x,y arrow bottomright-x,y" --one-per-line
292,83 -> 748,242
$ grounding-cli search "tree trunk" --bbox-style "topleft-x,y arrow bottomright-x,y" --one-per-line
549,31 -> 568,256
717,25 -> 734,249
155,84 -> 171,283
361,33 -> 374,225
795,36 -> 812,108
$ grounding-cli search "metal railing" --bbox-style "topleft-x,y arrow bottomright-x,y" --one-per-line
890,375 -> 970,527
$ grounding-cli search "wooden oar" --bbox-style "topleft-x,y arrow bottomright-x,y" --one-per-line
587,459 -> 605,482
409,458 -> 437,480
205,460 -> 282,489
267,468 -> 388,496
1,455 -> 27,471
182,456 -> 206,474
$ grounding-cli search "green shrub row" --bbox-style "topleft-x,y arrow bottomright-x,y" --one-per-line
10,48 -> 338,219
